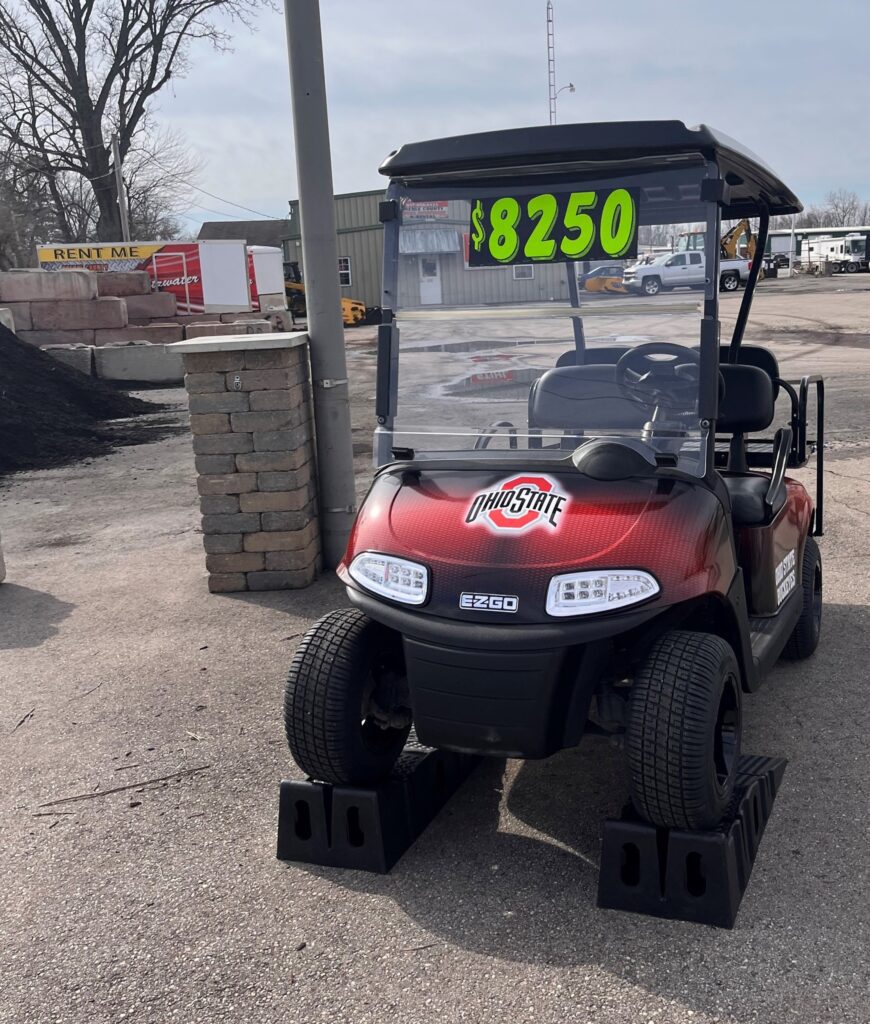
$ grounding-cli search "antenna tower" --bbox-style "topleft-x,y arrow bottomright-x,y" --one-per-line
547,1 -> 557,125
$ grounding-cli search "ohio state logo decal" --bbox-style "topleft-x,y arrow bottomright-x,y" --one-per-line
465,475 -> 568,532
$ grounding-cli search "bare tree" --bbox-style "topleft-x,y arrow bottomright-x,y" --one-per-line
0,0 -> 265,241
795,205 -> 824,229
0,143 -> 57,267
123,128 -> 200,238
824,188 -> 861,226
639,223 -> 678,249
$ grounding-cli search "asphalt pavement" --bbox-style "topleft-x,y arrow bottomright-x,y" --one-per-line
2,279 -> 869,1024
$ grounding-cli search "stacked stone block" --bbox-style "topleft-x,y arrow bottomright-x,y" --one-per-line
178,336 -> 320,592
0,269 -> 282,356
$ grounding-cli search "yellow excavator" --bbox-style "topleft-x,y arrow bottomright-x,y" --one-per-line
720,218 -> 758,260
283,261 -> 368,327
678,219 -> 760,261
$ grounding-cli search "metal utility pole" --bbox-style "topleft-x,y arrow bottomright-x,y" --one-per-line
111,134 -> 131,242
789,213 -> 797,276
283,0 -> 356,567
547,1 -> 557,125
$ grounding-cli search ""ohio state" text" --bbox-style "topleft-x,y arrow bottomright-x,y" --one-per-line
465,486 -> 566,527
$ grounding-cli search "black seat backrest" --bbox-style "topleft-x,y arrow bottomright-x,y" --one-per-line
720,344 -> 780,398
718,364 -> 775,434
529,365 -> 651,430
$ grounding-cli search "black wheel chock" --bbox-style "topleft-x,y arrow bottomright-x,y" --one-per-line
277,744 -> 480,873
597,755 -> 787,928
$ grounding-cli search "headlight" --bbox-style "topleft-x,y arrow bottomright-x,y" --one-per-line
349,552 -> 429,605
546,570 -> 659,617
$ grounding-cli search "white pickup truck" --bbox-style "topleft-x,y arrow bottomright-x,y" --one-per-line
622,251 -> 751,296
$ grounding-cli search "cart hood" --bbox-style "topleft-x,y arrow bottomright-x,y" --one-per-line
339,465 -> 733,625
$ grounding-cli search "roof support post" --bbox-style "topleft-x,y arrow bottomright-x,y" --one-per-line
729,203 -> 770,361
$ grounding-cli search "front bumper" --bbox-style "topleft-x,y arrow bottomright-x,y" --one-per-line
346,586 -> 661,759
345,584 -> 662,650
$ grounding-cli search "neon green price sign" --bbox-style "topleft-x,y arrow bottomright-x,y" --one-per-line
468,188 -> 638,267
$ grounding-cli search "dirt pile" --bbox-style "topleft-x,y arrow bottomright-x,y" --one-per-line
0,324 -> 163,474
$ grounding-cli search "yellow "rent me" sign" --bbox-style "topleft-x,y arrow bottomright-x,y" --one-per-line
37,243 -> 165,266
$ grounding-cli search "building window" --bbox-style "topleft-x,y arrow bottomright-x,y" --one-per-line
338,257 -> 352,287
513,264 -> 534,280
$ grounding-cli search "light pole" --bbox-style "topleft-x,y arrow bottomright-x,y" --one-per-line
283,0 -> 357,567
554,82 -> 575,125
111,133 -> 131,242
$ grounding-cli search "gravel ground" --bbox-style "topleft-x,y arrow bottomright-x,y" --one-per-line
2,279 -> 869,1024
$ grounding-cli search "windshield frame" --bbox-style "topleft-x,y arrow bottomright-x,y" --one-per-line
375,159 -> 723,478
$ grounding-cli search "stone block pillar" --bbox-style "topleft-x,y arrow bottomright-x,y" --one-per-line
171,332 -> 320,592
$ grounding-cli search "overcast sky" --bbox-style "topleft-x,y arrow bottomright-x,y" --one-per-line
161,0 -> 870,231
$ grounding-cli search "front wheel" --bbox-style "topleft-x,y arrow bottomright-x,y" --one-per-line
642,276 -> 662,296
721,272 -> 740,292
847,262 -> 859,274
627,631 -> 742,830
284,609 -> 412,784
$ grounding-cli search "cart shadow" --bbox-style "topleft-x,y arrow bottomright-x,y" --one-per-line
300,601 -> 870,1016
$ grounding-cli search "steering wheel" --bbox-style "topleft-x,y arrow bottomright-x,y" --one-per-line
615,343 -> 700,399
474,420 -> 518,450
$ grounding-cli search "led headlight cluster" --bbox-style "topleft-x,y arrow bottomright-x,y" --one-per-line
349,553 -> 429,605
546,570 -> 659,617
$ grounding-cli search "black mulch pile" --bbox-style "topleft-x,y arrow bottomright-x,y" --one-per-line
0,324 -> 173,474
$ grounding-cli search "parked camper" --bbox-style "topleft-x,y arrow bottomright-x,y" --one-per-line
795,234 -> 869,274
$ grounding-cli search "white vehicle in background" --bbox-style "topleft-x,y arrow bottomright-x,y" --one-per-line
623,250 -> 752,295
801,233 -> 870,274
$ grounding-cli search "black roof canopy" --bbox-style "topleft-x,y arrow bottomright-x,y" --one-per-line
379,120 -> 802,218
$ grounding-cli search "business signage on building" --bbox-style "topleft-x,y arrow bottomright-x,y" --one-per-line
401,199 -> 449,221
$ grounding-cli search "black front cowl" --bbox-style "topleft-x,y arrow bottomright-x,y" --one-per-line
402,635 -> 603,758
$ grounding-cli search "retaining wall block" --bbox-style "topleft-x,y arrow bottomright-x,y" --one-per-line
0,301 -> 32,331
123,292 -> 177,319
0,269 -> 97,303
94,341 -> 184,384
31,297 -> 127,331
41,344 -> 95,376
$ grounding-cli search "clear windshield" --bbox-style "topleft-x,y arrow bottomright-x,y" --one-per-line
384,165 -> 715,476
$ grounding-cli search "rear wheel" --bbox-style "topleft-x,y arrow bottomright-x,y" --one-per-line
721,271 -> 740,292
627,631 -> 742,830
642,276 -> 662,295
782,536 -> 822,660
284,609 -> 411,784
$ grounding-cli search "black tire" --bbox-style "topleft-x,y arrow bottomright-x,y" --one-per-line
642,276 -> 662,296
627,631 -> 742,830
284,609 -> 411,785
721,271 -> 740,292
781,536 -> 822,660
847,262 -> 859,274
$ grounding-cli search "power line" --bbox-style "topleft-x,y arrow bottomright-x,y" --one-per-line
148,155 -> 281,219
185,200 -> 254,220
